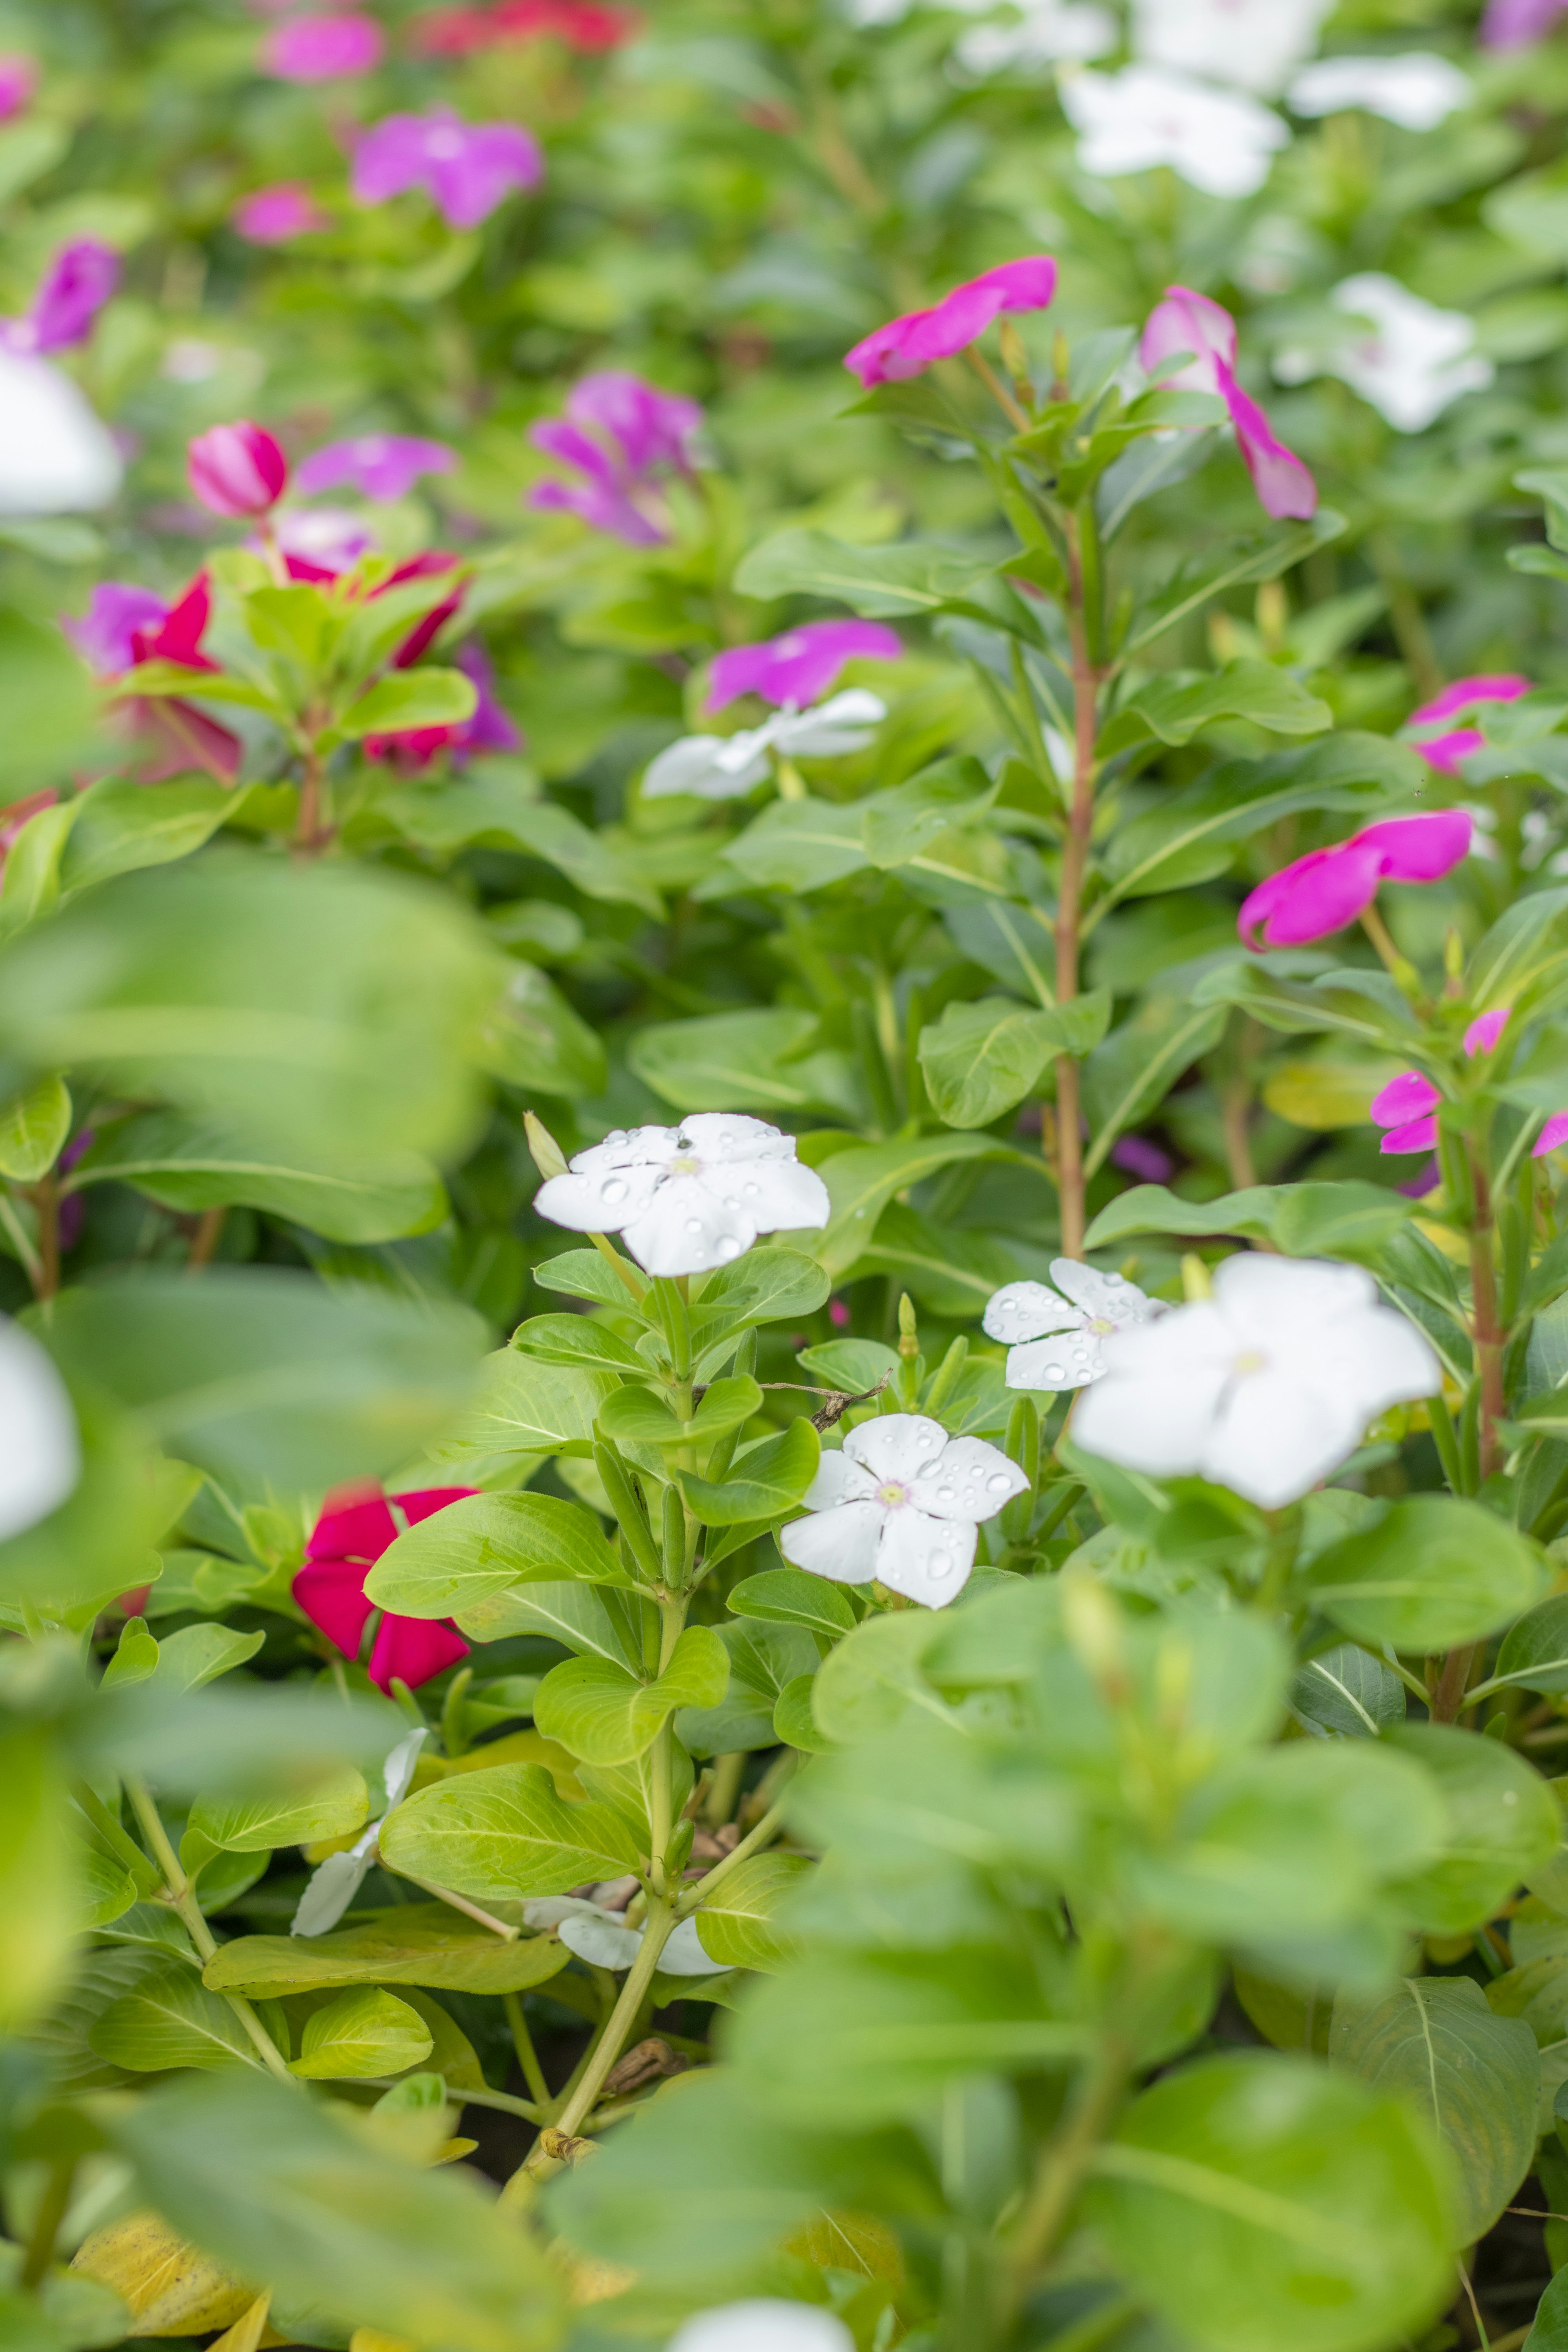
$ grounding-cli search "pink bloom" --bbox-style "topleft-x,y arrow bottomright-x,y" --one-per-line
412,0 -> 638,53
352,108 -> 543,230
1538,1113 -> 1568,1155
382,550 -> 465,665
297,433 -> 456,501
1465,1008 -> 1509,1056
67,572 -> 245,787
1403,675 -> 1531,776
1481,0 -> 1568,45
263,11 -> 384,80
845,256 -> 1058,390
265,506 -> 377,575
1239,811 -> 1472,951
1139,285 -> 1316,523
187,421 -> 289,517
364,640 -> 520,768
233,183 -> 327,244
1110,1134 -> 1177,1185
293,1484 -> 474,1692
530,370 -> 702,545
707,619 -> 901,715
63,582 -> 169,674
1372,1008 -> 1539,1158
1,241 -> 119,356
0,55 -> 36,119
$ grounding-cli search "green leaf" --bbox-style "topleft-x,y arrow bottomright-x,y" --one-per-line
453,1578 -> 654,1670
1330,1976 -> 1538,2242
1086,2052 -> 1452,2352
630,1008 -> 854,1119
680,1419 -> 820,1525
1524,2265 -> 1568,2352
188,1766 -> 370,1855
1305,1498 -> 1547,1653
861,760 -> 997,868
431,1350 -> 619,1475
365,1491 -> 630,1618
70,1112 -> 445,1243
288,1988 -> 434,2081
919,991 -> 1110,1129
1101,661 -> 1332,756
1124,514 -> 1347,660
721,796 -> 871,892
0,606 -> 101,788
597,1374 -> 762,1450
205,1904 -> 573,1997
103,2073 -> 564,2352
534,1625 -> 729,1764
814,1131 -> 1013,1279
379,1763 -> 642,1895
149,1624 -> 265,1692
0,1074 -> 69,1182
1289,1646 -> 1407,1740
690,1247 -> 832,1347
692,1852 -> 813,1971
511,1314 -> 647,1375
728,1567 -> 856,1642
89,1957 -> 259,2074
334,666 -> 477,744
477,962 -> 606,1098
0,1727 -> 76,2033
1486,1595 -> 1568,1696
1385,1723 -> 1561,1932
732,529 -> 991,617
1083,993 -> 1228,1175
0,802 -> 75,942
59,779 -> 232,898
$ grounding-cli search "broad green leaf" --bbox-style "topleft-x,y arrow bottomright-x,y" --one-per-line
919,991 -> 1110,1129
367,1491 -> 629,1619
944,897 -> 1058,1006
0,605 -> 100,787
813,1131 -> 1012,1279
1083,1180 -> 1412,1260
534,1625 -> 729,1764
511,1314 -> 646,1375
149,1623 -> 265,1691
1289,1646 -> 1406,1740
1487,1595 -> 1568,1696
103,2073 -> 564,2352
188,1766 -> 370,1855
1386,1723 -> 1560,1932
454,1577 -> 655,1671
0,1726 -> 74,2032
1123,514 -> 1347,660
1101,660 -> 1332,755
680,1419 -> 820,1524
1086,2053 -> 1452,2352
59,779 -> 232,898
1525,2265 -> 1568,2352
0,1073 -> 69,1181
333,666 -> 476,744
1083,993 -> 1227,1175
733,529 -> 990,617
861,760 -> 996,868
1305,1498 -> 1546,1653
728,1567 -> 856,1642
630,1008 -> 855,1119
431,1350 -> 618,1474
597,1375 -> 762,1450
0,802 -> 75,941
70,1112 -> 445,1243
1330,1976 -> 1538,2241
721,797 -> 871,892
692,1852 -> 813,1971
378,1763 -> 641,1895
204,1904 -> 574,1997
678,1618 -> 821,1756
288,1988 -> 434,2081
478,961 -> 606,1098
690,1247 -> 832,1346
417,793 -> 659,915
89,1957 -> 258,2074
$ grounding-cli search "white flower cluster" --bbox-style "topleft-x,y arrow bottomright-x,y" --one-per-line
534,1113 -> 830,1278
643,690 -> 886,802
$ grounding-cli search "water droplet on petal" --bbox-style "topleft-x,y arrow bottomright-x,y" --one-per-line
601,1178 -> 628,1205
716,1236 -> 742,1259
928,1550 -> 954,1577
685,1217 -> 704,1234
936,1486 -> 954,1502
1045,1364 -> 1065,1381
916,1432 -> 935,1446
743,1181 -> 760,1197
724,1196 -> 741,1209
987,1471 -> 1011,1494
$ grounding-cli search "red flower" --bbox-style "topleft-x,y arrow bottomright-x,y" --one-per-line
294,1483 -> 475,1693
187,420 -> 290,518
129,572 -> 243,785
411,0 -> 637,55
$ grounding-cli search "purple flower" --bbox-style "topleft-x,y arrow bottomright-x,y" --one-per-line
845,257 -> 1058,389
1139,286 -> 1316,523
352,108 -> 543,230
297,434 -> 457,502
233,183 -> 328,244
0,56 -> 36,120
363,641 -> 521,768
1481,0 -> 1568,47
2,241 -> 120,357
263,12 -> 384,80
707,620 -> 901,715
529,370 -> 702,546
62,583 -> 169,674
1109,1134 -> 1176,1185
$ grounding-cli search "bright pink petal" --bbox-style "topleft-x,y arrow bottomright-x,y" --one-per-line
1536,1112 -> 1568,1156
264,12 -> 383,79
1405,677 -> 1531,775
707,619 -> 902,714
1139,285 -> 1235,388
1370,1070 -> 1441,1127
368,1613 -> 470,1692
1465,1009 -> 1509,1057
844,255 -> 1057,388
143,571 -> 215,668
1356,810 -> 1473,883
308,1492 -> 397,1564
293,1558 -> 374,1659
187,421 -> 289,517
1380,1116 -> 1440,1154
394,1485 -> 478,1524
1241,840 -> 1385,948
1216,360 -> 1317,522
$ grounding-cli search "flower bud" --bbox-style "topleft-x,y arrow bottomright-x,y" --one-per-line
187,420 -> 288,517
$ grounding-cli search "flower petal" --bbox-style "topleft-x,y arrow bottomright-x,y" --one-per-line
394,1485 -> 478,1526
780,1499 -> 886,1584
292,1557 -> 374,1659
800,1450 -> 879,1510
1369,1070 -> 1441,1127
843,1412 -> 950,1484
559,1912 -> 644,1970
367,1613 -> 469,1694
1202,1368 -> 1362,1508
1380,1116 -> 1439,1155
290,1848 -> 372,1938
982,1278 -> 1079,1345
1072,1353 -> 1232,1479
1537,1113 -> 1568,1156
1048,1258 -> 1153,1327
659,1917 -> 733,1975
621,1173 -> 755,1275
680,1114 -> 795,1162
534,1159 -> 667,1234
1005,1335 -> 1102,1392
875,1506 -> 977,1607
706,1153 -> 831,1236
380,1726 -> 428,1812
914,1436 -> 1029,1522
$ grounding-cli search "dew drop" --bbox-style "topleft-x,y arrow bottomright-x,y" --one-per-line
716,1236 -> 742,1260
936,1486 -> 954,1502
987,1471 -> 1011,1494
1045,1364 -> 1065,1381
743,1181 -> 760,1197
928,1550 -> 954,1578
916,1431 -> 936,1447
724,1196 -> 741,1210
601,1178 -> 628,1205
685,1217 -> 704,1234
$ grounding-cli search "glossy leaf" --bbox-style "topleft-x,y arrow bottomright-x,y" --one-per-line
378,1762 -> 642,1895
366,1491 -> 629,1618
204,1904 -> 574,1997
288,1988 -> 434,2080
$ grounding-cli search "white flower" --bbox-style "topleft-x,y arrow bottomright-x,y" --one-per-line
955,2 -> 1116,74
1060,67 -> 1290,199
1071,1254 -> 1438,1511
0,1319 -> 80,1541
291,1728 -> 426,1937
1287,54 -> 1471,131
1274,274 -> 1493,433
984,1260 -> 1160,1393
780,1412 -> 1029,1608
642,691 -> 886,802
539,1897 -> 731,1977
670,2304 -> 855,2352
1131,0 -> 1333,97
0,350 -> 121,515
534,1114 -> 831,1278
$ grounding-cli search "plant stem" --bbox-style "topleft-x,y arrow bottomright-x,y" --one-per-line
503,1990 -> 552,2107
186,1205 -> 227,1272
521,1902 -> 677,2176
21,2156 -> 76,2288
1431,1642 -> 1480,1726
675,1784 -> 793,1918
1004,2045 -> 1125,2309
30,1174 -> 58,1302
122,1778 -> 296,2085
0,1190 -> 43,1293
1469,1143 -> 1506,1482
966,345 -> 1030,433
392,1868 -> 519,1940
1053,511 -> 1101,1260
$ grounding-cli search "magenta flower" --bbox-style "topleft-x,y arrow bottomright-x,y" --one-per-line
1239,811 -> 1472,951
363,641 -> 521,769
1,241 -> 120,357
297,434 -> 456,502
63,582 -> 169,674
187,421 -> 289,518
1403,675 -> 1531,776
263,11 -> 384,80
707,620 -> 901,715
65,571 -> 245,788
233,183 -> 328,244
352,108 -> 543,230
294,1485 -> 474,1693
1541,1113 -> 1568,1154
1139,285 -> 1316,524
0,55 -> 36,119
845,256 -> 1058,390
1110,1134 -> 1176,1185
1481,0 -> 1568,46
1373,1011 -> 1568,1160
530,370 -> 703,546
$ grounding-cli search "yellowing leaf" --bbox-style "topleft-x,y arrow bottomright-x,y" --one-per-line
72,2212 -> 255,2338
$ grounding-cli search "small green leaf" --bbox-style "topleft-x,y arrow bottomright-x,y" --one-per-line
729,1567 -> 856,1642
1385,1723 -> 1560,1933
0,1073 -> 69,1181
919,991 -> 1111,1129
692,1852 -> 813,1972
334,666 -> 477,744
366,1492 -> 630,1619
535,1626 -> 730,1765
205,1904 -> 574,1997
680,1420 -> 820,1525
288,1988 -> 434,2081
188,1766 -> 370,1855
1305,1498 -> 1547,1653
511,1314 -> 647,1375
597,1375 -> 762,1451
89,1958 -> 259,2074
377,1764 -> 642,1897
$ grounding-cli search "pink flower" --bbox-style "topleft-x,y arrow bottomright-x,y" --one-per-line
293,1484 -> 475,1692
530,370 -> 702,545
0,55 -> 36,119
364,641 -> 521,768
844,256 -> 1058,389
1371,1008 -> 1567,1160
707,620 -> 901,715
187,421 -> 289,517
1139,285 -> 1316,523
233,183 -> 328,244
67,572 -> 245,786
1481,0 -> 1568,46
1539,1113 -> 1568,1154
412,0 -> 638,54
1238,811 -> 1472,951
352,107 -> 543,230
263,11 -> 384,79
1,241 -> 119,356
265,506 -> 377,576
1110,1134 -> 1176,1185
63,582 -> 170,674
297,434 -> 456,502
1403,675 -> 1532,776
1465,1008 -> 1510,1057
